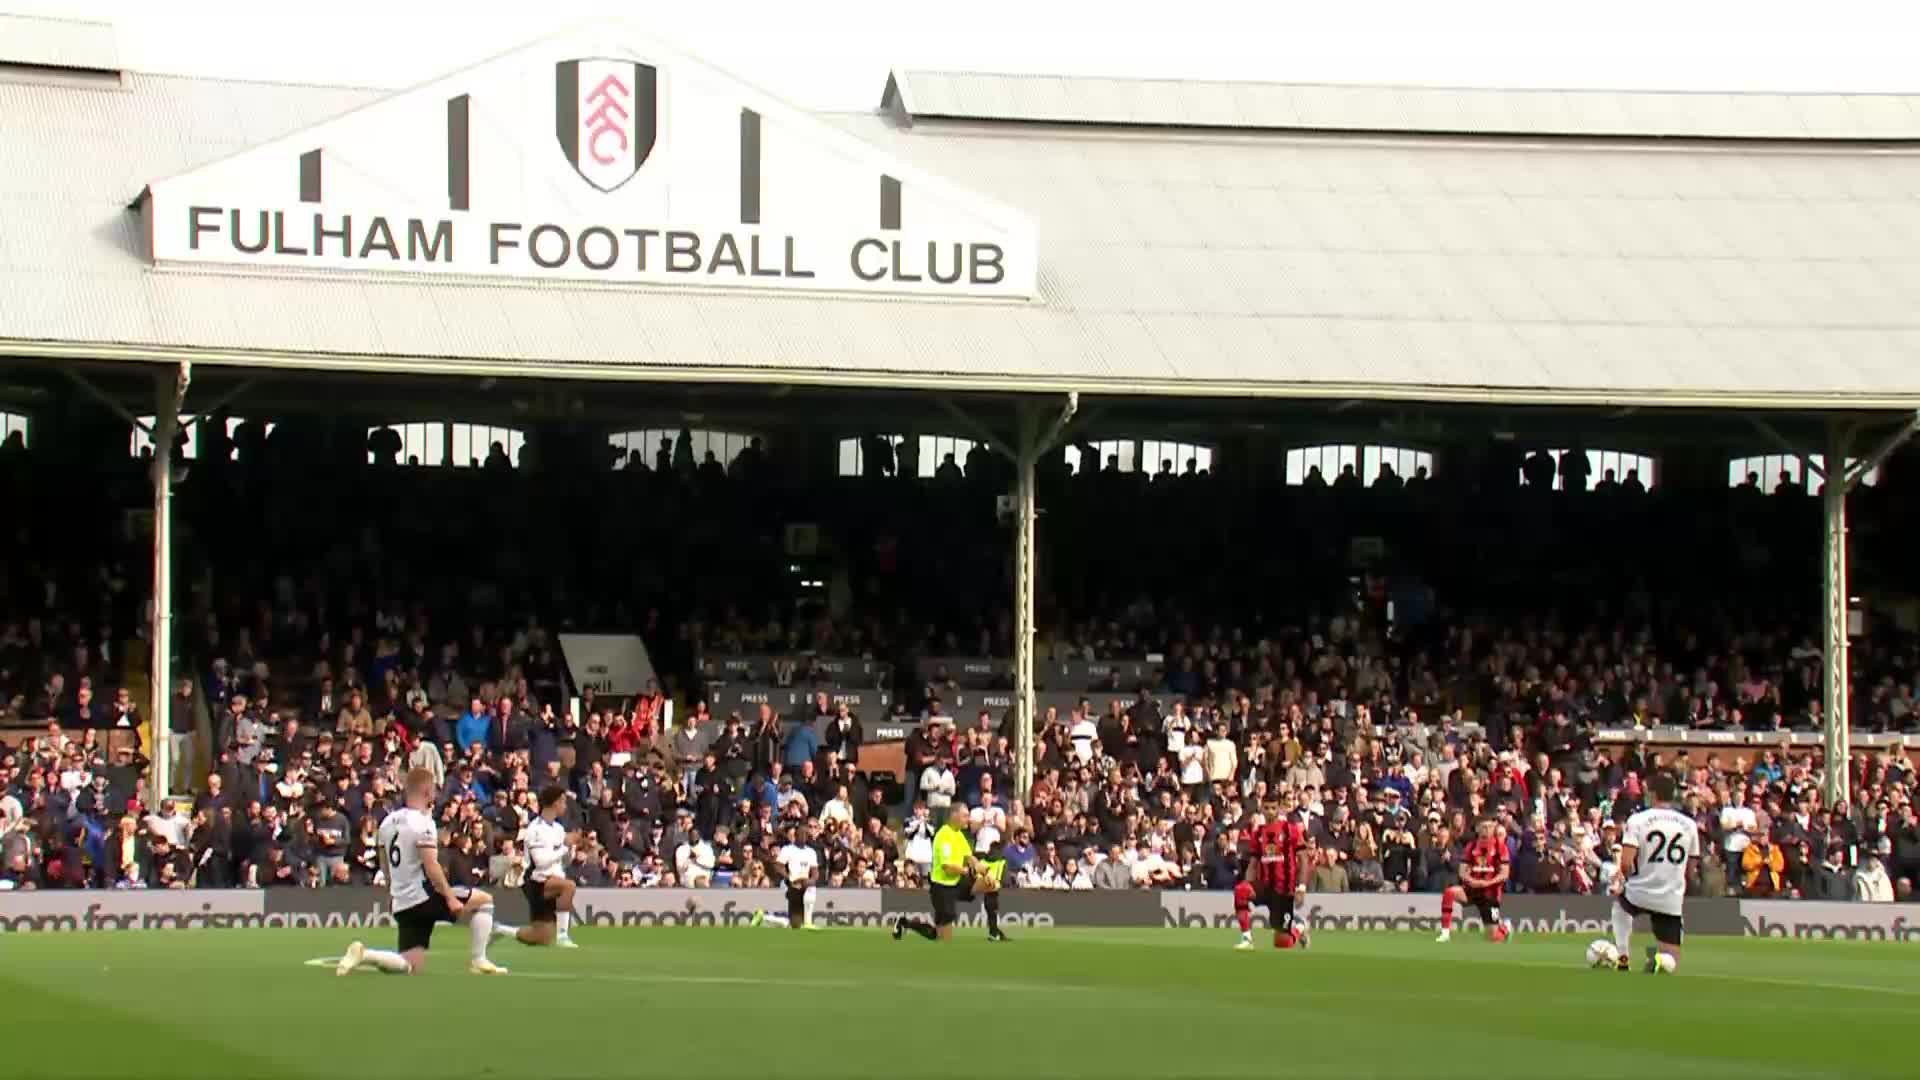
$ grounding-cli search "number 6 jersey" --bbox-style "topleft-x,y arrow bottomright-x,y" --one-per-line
1622,806 -> 1696,915
378,807 -> 439,910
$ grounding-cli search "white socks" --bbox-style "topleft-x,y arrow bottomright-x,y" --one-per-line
802,887 -> 817,927
490,922 -> 519,940
469,904 -> 495,963
556,909 -> 572,939
1612,904 -> 1634,954
763,913 -> 791,928
363,948 -> 411,974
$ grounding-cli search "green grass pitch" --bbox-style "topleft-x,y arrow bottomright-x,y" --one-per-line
3,926 -> 1913,1079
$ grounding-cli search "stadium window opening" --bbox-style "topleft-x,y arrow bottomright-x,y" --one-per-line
1064,440 -> 1214,478
1515,449 -> 1655,492
364,423 -> 523,468
837,435 -> 986,479
130,415 -> 274,461
612,429 -> 764,475
1285,445 -> 1430,488
1728,454 -> 1878,496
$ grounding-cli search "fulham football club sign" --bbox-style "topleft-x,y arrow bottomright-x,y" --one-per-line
138,25 -> 1037,300
555,59 -> 657,193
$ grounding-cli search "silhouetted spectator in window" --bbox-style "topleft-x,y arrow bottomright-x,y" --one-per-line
483,441 -> 512,471
1374,463 -> 1403,492
935,453 -> 963,483
893,435 -> 918,480
1073,442 -> 1097,481
1559,449 -> 1591,492
232,418 -> 267,464
1155,459 -> 1175,485
861,435 -> 892,478
1622,469 -> 1646,495
655,436 -> 672,473
201,415 -> 233,467
1774,469 -> 1800,496
1738,470 -> 1762,494
1405,465 -> 1430,492
1522,449 -> 1556,490
672,429 -> 695,476
1334,464 -> 1361,491
1594,469 -> 1620,494
965,442 -> 991,483
698,451 -> 726,484
367,426 -> 402,466
1302,464 -> 1328,489
731,437 -> 765,480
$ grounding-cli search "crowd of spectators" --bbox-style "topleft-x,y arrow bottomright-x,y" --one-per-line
4,600 -> 1920,904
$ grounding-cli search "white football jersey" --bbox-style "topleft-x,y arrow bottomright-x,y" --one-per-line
523,817 -> 570,882
378,807 -> 439,910
776,843 -> 819,885
1622,806 -> 1696,916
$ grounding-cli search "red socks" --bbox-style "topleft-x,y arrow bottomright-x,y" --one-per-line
1440,889 -> 1457,930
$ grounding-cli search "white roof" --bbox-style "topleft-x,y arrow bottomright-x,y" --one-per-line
0,13 -> 118,73
3,63 -> 1920,407
886,70 -> 1920,142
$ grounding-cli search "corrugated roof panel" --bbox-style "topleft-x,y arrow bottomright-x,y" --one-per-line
1458,321 -> 1543,388
1517,254 -> 1613,323
892,71 -> 1920,141
1229,82 -> 1296,130
3,69 -> 1920,404
0,13 -> 117,72
1848,95 -> 1912,140
354,279 -> 451,358
143,270 -> 241,347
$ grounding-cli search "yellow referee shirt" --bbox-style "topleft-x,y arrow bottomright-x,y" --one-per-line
931,824 -> 974,886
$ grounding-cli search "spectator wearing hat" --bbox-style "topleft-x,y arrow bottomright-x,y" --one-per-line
1856,837 -> 1897,902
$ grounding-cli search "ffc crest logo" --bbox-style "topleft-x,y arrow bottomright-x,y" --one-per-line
555,59 -> 658,193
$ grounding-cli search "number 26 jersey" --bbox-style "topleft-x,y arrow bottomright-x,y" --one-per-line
1622,806 -> 1695,916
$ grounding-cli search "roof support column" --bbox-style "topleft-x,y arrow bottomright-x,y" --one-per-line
1818,411 -> 1919,807
1011,393 -> 1078,805
1820,421 -> 1851,807
151,363 -> 190,803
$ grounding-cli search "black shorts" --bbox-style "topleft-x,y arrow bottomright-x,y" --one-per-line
930,881 -> 963,927
1256,887 -> 1296,931
523,877 -> 559,923
1617,896 -> 1684,947
394,885 -> 470,953
786,882 -> 808,920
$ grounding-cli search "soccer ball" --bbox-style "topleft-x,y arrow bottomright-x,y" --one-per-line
1585,940 -> 1620,969
1651,952 -> 1677,974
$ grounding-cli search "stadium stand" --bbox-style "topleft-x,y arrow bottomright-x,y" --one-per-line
3,429 -> 1918,903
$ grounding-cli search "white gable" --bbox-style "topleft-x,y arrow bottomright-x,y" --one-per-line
143,27 -> 1036,300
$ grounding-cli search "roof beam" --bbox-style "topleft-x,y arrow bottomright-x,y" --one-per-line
935,397 -> 1015,460
59,365 -> 149,433
1844,410 -> 1920,493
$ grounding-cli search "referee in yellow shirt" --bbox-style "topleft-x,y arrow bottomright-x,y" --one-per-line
893,805 -> 989,942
